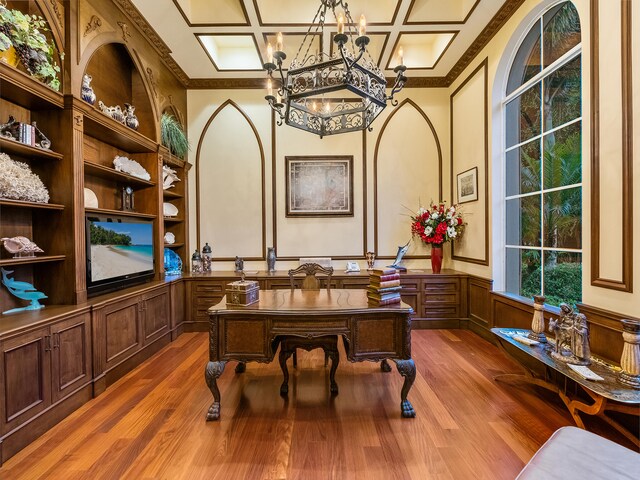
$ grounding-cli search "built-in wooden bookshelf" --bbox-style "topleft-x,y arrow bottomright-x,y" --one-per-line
159,146 -> 189,268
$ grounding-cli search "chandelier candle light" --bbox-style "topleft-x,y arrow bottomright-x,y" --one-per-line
263,0 -> 407,138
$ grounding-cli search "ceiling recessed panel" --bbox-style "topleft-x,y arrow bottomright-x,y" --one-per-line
262,33 -> 323,66
405,0 -> 479,24
254,0 -> 400,25
197,35 -> 263,71
388,32 -> 458,70
175,0 -> 248,25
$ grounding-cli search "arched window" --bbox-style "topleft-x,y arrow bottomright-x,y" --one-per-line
504,2 -> 582,306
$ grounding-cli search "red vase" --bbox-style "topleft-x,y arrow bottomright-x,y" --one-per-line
431,245 -> 443,273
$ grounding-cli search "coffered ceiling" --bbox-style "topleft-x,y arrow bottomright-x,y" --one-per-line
128,0 -> 517,86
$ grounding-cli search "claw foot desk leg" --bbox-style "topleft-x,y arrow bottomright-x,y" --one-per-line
394,359 -> 416,418
205,361 -> 226,421
380,359 -> 392,372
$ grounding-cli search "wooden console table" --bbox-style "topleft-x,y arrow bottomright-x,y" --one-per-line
205,289 -> 416,420
492,328 -> 640,447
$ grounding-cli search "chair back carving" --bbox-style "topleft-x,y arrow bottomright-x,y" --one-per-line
288,263 -> 333,291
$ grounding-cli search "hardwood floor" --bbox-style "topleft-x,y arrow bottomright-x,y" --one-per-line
0,330 -> 629,479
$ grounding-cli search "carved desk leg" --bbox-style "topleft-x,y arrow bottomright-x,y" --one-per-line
205,361 -> 226,421
328,348 -> 339,395
380,359 -> 392,372
279,346 -> 294,396
394,359 -> 416,418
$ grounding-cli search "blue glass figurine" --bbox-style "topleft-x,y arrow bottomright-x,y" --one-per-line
1,268 -> 48,314
164,248 -> 183,276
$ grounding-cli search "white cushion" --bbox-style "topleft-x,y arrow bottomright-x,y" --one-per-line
517,426 -> 640,480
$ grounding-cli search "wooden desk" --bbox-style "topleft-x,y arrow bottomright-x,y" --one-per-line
492,328 -> 640,447
205,289 -> 416,420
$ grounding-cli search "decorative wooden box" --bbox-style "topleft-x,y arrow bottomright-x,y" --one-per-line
226,279 -> 260,306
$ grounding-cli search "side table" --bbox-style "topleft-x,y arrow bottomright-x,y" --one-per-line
491,328 -> 640,448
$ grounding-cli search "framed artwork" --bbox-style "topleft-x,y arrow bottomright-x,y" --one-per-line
285,156 -> 354,217
457,166 -> 478,204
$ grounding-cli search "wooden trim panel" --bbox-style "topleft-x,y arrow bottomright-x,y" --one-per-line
373,98 -> 443,259
450,58 -> 489,265
590,0 -> 634,292
194,99 -> 267,261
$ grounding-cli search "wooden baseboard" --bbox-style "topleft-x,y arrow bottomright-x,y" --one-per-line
412,319 -> 461,329
183,321 -> 208,332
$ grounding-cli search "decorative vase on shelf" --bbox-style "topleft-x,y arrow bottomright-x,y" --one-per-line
431,244 -> 443,273
81,74 -> 96,105
267,247 -> 276,272
124,103 -> 139,130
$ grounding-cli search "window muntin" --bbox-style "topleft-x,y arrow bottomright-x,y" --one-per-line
504,1 -> 582,307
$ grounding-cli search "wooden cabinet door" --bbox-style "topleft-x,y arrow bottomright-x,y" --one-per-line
1,327 -> 51,434
143,286 -> 170,344
101,296 -> 143,371
51,313 -> 92,403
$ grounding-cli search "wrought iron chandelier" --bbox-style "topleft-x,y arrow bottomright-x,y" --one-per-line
263,0 -> 407,138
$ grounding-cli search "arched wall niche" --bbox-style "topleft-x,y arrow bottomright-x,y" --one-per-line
4,0 -> 64,87
195,99 -> 266,260
81,42 -> 157,141
374,98 -> 443,259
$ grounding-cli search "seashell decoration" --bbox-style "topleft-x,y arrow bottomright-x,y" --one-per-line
162,164 -> 181,190
1,236 -> 44,258
84,187 -> 99,208
113,155 -> 151,181
164,232 -> 175,244
0,153 -> 50,203
163,202 -> 178,217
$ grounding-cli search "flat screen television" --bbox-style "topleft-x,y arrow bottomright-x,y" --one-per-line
86,215 -> 154,295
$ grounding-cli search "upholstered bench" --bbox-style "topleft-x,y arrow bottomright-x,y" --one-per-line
517,426 -> 640,479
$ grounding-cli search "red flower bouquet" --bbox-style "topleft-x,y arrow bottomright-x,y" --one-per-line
410,203 -> 465,247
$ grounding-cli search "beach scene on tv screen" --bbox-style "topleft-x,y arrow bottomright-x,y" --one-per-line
90,221 -> 153,282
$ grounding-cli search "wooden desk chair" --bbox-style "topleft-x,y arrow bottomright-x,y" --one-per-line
278,263 -> 339,395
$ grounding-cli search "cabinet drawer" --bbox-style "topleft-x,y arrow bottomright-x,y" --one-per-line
400,278 -> 420,291
423,293 -> 458,304
423,279 -> 459,292
195,295 -> 223,307
195,283 -> 225,294
422,306 -> 458,318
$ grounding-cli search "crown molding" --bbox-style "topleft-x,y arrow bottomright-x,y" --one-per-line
445,0 -> 526,85
112,0 -> 190,87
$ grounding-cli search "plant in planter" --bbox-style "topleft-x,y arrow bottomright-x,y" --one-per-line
0,3 -> 62,91
161,113 -> 189,158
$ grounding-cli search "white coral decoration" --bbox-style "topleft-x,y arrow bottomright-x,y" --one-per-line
0,153 -> 50,203
447,226 -> 457,238
113,155 -> 151,181
162,165 -> 181,190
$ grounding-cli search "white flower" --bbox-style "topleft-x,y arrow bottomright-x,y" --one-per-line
446,213 -> 452,220
418,207 -> 427,216
449,219 -> 456,226
431,212 -> 439,219
449,206 -> 456,213
447,226 -> 457,238
425,226 -> 433,236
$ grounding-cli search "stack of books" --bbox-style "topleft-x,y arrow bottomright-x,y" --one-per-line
367,268 -> 402,305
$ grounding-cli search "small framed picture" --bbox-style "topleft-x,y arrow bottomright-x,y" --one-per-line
457,167 -> 478,204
